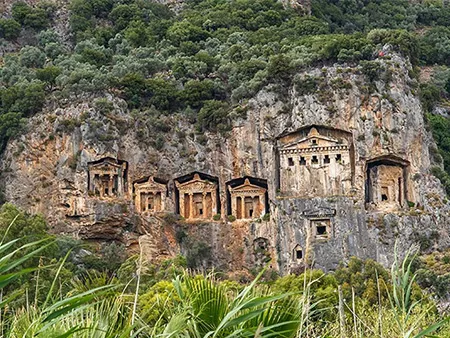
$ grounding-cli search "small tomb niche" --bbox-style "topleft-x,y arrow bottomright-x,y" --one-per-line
365,155 -> 409,211
277,126 -> 354,197
175,172 -> 219,220
253,237 -> 271,267
88,157 -> 128,198
293,244 -> 303,262
133,176 -> 167,213
226,177 -> 268,220
312,219 -> 331,240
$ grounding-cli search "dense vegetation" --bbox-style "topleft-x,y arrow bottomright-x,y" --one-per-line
0,203 -> 449,337
0,0 -> 450,153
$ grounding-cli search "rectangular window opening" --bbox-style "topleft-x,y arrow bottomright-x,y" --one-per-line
300,157 -> 306,165
296,249 -> 303,260
324,155 -> 330,164
317,225 -> 327,236
336,154 -> 342,162
312,155 -> 318,164
288,157 -> 294,166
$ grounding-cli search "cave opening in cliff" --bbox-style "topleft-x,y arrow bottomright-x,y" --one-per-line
226,177 -> 268,220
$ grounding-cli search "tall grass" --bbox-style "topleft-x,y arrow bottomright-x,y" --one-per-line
0,237 -> 449,337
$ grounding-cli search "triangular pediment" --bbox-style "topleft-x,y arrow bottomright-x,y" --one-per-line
176,174 -> 217,191
230,178 -> 266,193
282,134 -> 341,151
134,177 -> 166,192
89,158 -> 122,170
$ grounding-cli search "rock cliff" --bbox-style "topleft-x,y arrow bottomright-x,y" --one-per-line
2,52 -> 449,274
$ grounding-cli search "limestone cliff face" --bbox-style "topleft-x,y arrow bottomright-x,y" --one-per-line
2,53 -> 449,273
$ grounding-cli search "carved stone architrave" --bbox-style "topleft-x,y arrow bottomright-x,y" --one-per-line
302,207 -> 336,218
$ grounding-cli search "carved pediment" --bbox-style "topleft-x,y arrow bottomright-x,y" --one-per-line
176,173 -> 217,193
302,207 -> 336,218
88,158 -> 127,172
280,127 -> 347,154
134,177 -> 166,193
229,178 -> 266,195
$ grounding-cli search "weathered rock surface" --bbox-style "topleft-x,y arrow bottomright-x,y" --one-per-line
2,53 -> 450,274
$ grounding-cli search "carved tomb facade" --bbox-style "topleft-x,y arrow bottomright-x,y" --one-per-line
228,178 -> 267,219
278,126 -> 354,197
133,177 -> 167,213
175,173 -> 218,220
88,158 -> 128,198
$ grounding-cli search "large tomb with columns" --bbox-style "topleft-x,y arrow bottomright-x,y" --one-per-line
175,172 -> 219,220
365,155 -> 409,212
278,126 -> 354,197
133,176 -> 167,213
226,177 -> 268,220
87,157 -> 128,198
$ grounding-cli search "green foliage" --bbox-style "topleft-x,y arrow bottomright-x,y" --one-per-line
19,46 -> 46,68
36,66 -> 62,88
12,1 -> 54,30
0,112 -> 25,152
427,114 -> 450,179
0,19 -> 21,40
197,100 -> 230,132
1,80 -> 46,117
185,239 -> 212,269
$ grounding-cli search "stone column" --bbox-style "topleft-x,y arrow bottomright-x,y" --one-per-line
89,172 -> 95,192
109,176 -> 114,197
99,177 -> 104,198
117,172 -> 123,197
202,192 -> 207,219
179,192 -> 185,218
211,189 -> 217,215
161,191 -> 165,212
252,196 -> 259,217
231,193 -> 236,219
189,193 -> 194,219
241,196 -> 246,219
260,193 -> 266,216
135,187 -> 141,211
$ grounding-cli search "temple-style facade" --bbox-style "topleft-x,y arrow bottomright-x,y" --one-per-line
227,178 -> 267,219
278,126 -> 353,197
88,157 -> 128,198
366,155 -> 409,211
175,173 -> 218,220
133,177 -> 167,213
